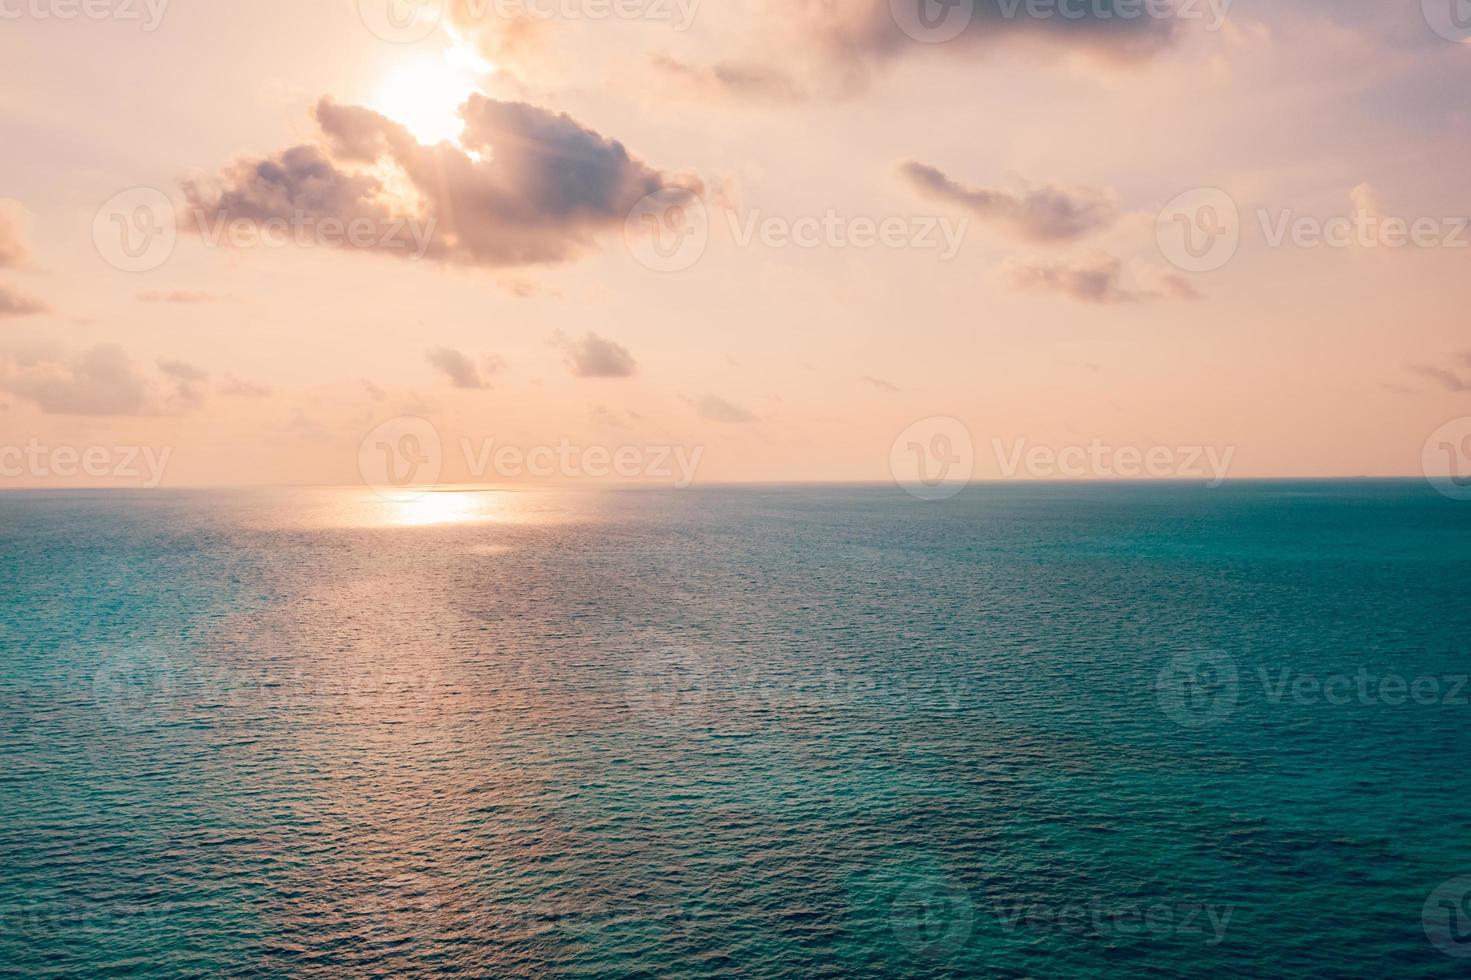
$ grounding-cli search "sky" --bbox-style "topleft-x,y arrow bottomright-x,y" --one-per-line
1,0 -> 1470,489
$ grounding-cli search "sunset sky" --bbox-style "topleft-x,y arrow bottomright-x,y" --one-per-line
2,0 -> 1469,487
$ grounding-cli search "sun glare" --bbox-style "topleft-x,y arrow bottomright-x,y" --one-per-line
372,59 -> 481,146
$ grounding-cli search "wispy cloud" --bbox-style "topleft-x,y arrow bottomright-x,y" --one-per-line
899,162 -> 1118,242
138,289 -> 219,304
0,345 -> 199,416
0,284 -> 49,318
861,375 -> 900,392
1408,363 -> 1471,392
1006,255 -> 1202,304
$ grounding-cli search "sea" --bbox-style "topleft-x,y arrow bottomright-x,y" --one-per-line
1,481 -> 1469,977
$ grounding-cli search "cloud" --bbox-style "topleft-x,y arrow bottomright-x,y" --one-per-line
813,0 -> 1180,67
184,96 -> 697,270
697,394 -> 758,423
221,375 -> 271,398
899,161 -> 1118,242
0,345 -> 199,416
650,55 -> 807,101
0,200 -> 33,269
138,289 -> 219,304
1006,254 -> 1202,304
157,359 -> 209,383
1408,363 -> 1471,392
561,332 -> 637,378
427,347 -> 505,389
0,284 -> 50,318
862,375 -> 900,392
684,0 -> 1185,99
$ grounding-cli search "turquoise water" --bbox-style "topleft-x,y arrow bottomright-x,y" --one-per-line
2,482 -> 1470,977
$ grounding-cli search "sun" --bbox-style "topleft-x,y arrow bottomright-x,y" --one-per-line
371,58 -> 482,146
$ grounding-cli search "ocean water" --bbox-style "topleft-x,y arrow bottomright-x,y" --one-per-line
2,482 -> 1470,977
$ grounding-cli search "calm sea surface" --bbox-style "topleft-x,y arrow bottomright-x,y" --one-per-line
2,482 -> 1470,977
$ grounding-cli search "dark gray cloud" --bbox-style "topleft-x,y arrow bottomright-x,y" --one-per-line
184,96 -> 697,269
899,161 -> 1118,242
1007,255 -> 1201,303
824,0 -> 1181,67
562,332 -> 637,379
697,394 -> 758,423
862,375 -> 900,392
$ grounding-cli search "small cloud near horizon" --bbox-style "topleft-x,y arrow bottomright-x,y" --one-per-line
697,394 -> 758,423
427,347 -> 505,389
560,332 -> 638,379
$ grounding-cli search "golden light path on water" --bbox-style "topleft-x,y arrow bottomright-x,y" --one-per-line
317,486 -> 591,530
